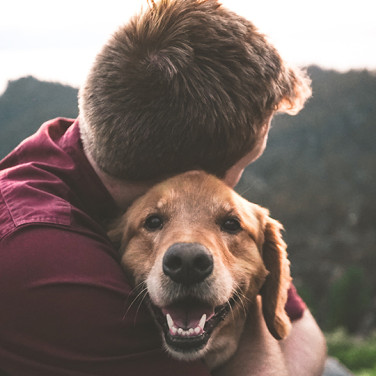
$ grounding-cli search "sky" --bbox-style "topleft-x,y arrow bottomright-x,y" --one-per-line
1,0 -> 375,94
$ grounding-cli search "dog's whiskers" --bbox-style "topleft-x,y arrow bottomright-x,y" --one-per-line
226,299 -> 236,321
133,289 -> 149,326
122,282 -> 148,322
231,283 -> 249,317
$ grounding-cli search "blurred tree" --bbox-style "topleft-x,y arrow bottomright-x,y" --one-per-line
326,266 -> 372,333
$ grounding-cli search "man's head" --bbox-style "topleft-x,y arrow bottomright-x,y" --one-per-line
79,0 -> 311,182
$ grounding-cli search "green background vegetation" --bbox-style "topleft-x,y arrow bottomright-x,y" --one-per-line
326,330 -> 376,376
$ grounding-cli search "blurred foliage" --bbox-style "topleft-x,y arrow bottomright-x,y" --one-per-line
1,68 -> 375,335
326,266 -> 372,333
326,329 -> 376,375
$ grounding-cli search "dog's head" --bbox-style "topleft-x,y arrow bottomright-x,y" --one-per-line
109,171 -> 291,365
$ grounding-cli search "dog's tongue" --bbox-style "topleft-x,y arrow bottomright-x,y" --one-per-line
162,302 -> 214,329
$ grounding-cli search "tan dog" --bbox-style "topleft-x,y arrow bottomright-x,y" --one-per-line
108,171 -> 292,369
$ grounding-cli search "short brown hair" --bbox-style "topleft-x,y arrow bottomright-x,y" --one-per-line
79,0 -> 311,181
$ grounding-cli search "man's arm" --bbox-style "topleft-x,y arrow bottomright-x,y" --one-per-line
281,309 -> 327,376
213,297 -> 326,376
0,226 -> 211,376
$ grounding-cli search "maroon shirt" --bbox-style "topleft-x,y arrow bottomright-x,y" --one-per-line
0,118 -> 305,375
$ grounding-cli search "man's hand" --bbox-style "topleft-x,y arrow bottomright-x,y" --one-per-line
281,309 -> 327,376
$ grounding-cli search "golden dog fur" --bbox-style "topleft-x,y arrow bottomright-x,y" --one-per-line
108,171 -> 292,369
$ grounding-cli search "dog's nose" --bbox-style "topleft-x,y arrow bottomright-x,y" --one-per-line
163,243 -> 213,285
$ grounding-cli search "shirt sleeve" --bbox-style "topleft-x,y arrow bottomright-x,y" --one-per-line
0,226 -> 210,376
285,284 -> 307,321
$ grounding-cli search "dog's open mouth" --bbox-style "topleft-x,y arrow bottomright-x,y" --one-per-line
149,297 -> 234,353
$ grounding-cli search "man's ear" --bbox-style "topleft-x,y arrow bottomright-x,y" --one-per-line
260,217 -> 292,340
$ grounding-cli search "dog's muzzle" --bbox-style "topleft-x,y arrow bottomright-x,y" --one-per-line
147,242 -> 234,356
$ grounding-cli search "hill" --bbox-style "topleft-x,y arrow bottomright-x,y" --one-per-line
0,76 -> 78,156
1,68 -> 375,333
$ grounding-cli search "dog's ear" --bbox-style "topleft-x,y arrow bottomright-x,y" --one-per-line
260,217 -> 292,340
107,214 -> 133,252
107,216 -> 124,245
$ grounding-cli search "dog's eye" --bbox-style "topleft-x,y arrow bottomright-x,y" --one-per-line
144,215 -> 164,231
221,217 -> 242,234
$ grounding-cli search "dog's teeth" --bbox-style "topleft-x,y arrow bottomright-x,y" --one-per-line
166,313 -> 206,337
166,314 -> 174,330
198,313 -> 207,330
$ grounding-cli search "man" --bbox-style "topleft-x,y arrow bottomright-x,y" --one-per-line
0,0 -> 326,374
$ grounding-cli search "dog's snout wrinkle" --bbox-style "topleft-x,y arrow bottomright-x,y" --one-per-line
163,243 -> 213,285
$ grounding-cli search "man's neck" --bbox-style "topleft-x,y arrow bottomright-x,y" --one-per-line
85,151 -> 153,211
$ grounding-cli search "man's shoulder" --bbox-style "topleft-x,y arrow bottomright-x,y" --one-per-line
0,168 -> 72,240
0,116 -> 118,242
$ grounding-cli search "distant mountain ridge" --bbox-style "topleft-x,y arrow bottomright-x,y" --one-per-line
0,76 -> 78,157
1,68 -> 375,333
